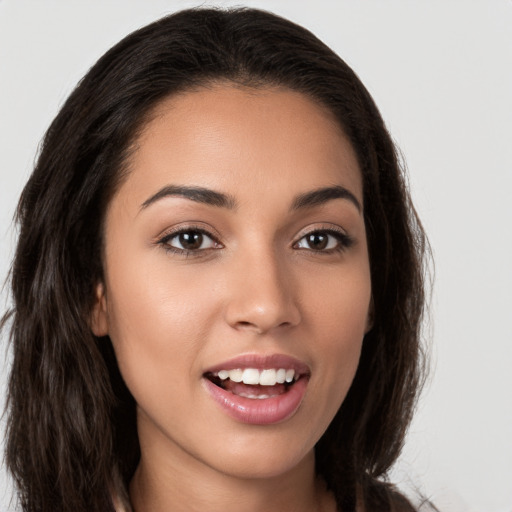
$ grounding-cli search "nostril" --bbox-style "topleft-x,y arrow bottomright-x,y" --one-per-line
234,320 -> 259,332
234,319 -> 292,332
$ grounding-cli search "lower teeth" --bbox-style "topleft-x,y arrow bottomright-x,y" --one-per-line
206,374 -> 295,398
238,393 -> 270,399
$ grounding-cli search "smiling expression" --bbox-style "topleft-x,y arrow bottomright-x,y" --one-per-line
92,84 -> 372,480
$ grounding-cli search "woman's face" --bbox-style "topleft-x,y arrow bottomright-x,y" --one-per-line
92,85 -> 372,479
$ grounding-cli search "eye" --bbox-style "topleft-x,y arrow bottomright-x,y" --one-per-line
294,229 -> 353,252
159,228 -> 221,253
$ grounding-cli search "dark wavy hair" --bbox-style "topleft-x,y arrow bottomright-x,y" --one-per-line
2,7 -> 430,512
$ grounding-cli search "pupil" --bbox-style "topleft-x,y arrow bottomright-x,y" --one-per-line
308,233 -> 327,250
179,232 -> 203,250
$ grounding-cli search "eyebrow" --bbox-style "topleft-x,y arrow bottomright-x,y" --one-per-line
140,185 -> 237,210
291,186 -> 361,212
140,184 -> 361,213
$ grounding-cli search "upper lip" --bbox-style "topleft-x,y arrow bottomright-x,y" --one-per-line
203,353 -> 310,376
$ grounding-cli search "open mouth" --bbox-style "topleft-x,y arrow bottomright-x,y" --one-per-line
204,368 -> 305,399
203,359 -> 311,424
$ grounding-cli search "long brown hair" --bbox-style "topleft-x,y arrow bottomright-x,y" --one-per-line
2,8 -> 429,511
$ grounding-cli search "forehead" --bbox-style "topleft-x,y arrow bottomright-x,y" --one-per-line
119,84 -> 362,208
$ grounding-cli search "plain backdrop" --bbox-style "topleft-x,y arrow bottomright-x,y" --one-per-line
1,1 -> 511,511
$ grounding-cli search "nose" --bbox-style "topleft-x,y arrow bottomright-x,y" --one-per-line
223,247 -> 301,335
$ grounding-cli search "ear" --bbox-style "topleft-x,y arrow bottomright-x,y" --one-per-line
365,295 -> 374,334
90,282 -> 109,336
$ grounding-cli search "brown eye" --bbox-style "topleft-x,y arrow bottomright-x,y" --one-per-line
178,231 -> 204,250
305,233 -> 328,250
162,229 -> 218,252
294,229 -> 353,252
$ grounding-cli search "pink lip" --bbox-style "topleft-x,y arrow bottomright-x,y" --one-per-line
203,353 -> 310,375
203,353 -> 310,425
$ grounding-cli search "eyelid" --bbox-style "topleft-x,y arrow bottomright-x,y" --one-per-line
293,223 -> 349,240
155,222 -> 223,255
292,223 -> 354,252
155,222 -> 221,242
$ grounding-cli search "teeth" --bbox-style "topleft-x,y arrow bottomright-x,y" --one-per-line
242,368 -> 260,385
229,369 -> 243,383
238,393 -> 270,399
214,368 -> 297,386
259,369 -> 277,386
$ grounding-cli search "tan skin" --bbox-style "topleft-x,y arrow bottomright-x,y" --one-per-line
92,84 -> 371,512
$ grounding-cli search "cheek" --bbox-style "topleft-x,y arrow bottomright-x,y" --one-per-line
302,264 -> 371,417
106,251 -> 216,333
102,257 -> 219,393
103,277 -> 210,440
304,259 -> 371,340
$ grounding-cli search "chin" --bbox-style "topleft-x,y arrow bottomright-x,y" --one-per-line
196,423 -> 318,481
211,446 -> 313,480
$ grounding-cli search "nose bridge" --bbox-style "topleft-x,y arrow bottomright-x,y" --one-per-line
224,241 -> 300,333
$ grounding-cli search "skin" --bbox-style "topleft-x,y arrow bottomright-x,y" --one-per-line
92,84 -> 372,512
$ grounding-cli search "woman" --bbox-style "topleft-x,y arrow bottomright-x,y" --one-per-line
2,7 -> 430,512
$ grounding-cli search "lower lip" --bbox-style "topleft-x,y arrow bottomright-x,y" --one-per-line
203,377 -> 308,425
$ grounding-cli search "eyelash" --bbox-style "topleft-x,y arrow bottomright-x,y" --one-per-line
157,226 -> 222,257
293,228 -> 354,254
157,226 -> 354,257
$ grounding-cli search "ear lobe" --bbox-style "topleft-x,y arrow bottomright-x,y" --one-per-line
90,282 -> 109,336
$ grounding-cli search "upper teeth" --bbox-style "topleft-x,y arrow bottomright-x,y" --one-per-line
215,368 -> 297,386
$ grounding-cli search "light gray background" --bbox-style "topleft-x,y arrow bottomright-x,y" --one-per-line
1,1 -> 511,511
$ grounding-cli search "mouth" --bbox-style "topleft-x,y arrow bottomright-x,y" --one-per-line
204,367 -> 304,399
202,355 -> 310,425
